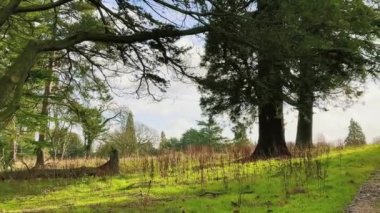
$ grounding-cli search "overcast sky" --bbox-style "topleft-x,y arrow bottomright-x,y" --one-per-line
111,36 -> 380,144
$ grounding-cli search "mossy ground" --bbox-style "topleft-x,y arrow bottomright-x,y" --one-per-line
0,145 -> 379,213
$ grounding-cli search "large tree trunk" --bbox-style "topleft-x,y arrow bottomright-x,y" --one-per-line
295,95 -> 313,148
295,60 -> 314,148
249,60 -> 290,159
251,102 -> 291,159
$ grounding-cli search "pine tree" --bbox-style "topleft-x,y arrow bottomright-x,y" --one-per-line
124,112 -> 137,155
344,119 -> 366,146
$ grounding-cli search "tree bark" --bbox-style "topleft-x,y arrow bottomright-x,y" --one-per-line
34,56 -> 54,167
251,102 -> 290,159
295,94 -> 313,148
295,60 -> 314,148
250,63 -> 290,159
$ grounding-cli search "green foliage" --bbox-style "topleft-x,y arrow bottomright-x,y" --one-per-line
63,133 -> 84,158
48,128 -> 84,159
200,0 -> 379,123
124,112 -> 137,153
180,128 -> 205,148
98,112 -> 158,156
0,133 -> 13,170
159,132 -> 181,151
179,116 -> 224,149
345,119 -> 366,146
70,103 -> 111,154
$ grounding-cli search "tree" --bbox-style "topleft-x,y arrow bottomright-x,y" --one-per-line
69,103 -> 117,156
180,128 -> 205,149
179,116 -> 224,149
197,116 -> 224,146
49,128 -> 84,159
99,113 -> 157,156
200,0 -> 291,159
288,0 -> 380,148
200,0 -> 379,158
135,123 -> 159,155
344,119 -> 366,146
124,112 -> 137,155
159,132 -> 181,151
0,0 -> 208,125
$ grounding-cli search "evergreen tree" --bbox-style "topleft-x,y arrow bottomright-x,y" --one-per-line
200,0 -> 379,157
124,112 -> 137,155
197,116 -> 224,146
344,119 -> 366,146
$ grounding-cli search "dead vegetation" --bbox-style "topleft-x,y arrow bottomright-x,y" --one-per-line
0,149 -> 119,180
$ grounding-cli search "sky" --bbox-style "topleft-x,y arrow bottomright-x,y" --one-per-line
112,36 -> 380,144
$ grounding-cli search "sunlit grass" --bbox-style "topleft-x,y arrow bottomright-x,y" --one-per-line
0,144 -> 379,212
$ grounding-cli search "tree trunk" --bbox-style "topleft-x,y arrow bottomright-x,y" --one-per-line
295,60 -> 314,148
250,102 -> 291,159
248,0 -> 290,160
12,139 -> 17,162
97,149 -> 119,174
34,57 -> 54,167
295,95 -> 313,148
249,61 -> 291,159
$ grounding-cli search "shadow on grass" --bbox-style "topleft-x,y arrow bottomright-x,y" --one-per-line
0,178 -> 79,202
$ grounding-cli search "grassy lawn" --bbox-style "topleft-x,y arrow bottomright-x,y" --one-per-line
0,144 -> 379,213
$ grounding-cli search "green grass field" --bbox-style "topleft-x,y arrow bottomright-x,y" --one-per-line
1,144 -> 379,213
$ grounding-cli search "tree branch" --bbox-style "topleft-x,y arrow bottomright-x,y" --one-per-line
38,26 -> 208,51
14,0 -> 73,13
0,26 -> 208,122
0,0 -> 21,28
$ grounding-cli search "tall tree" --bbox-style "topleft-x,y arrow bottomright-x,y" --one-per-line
288,0 -> 380,147
123,112 -> 137,156
200,0 -> 291,159
200,0 -> 379,158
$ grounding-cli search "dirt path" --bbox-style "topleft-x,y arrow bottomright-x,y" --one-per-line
346,170 -> 380,213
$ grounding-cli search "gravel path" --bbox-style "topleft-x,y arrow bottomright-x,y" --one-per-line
346,170 -> 380,213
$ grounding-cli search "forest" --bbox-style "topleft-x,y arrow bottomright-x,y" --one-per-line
0,0 -> 379,212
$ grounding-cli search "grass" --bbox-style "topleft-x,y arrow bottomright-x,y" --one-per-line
0,144 -> 379,212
